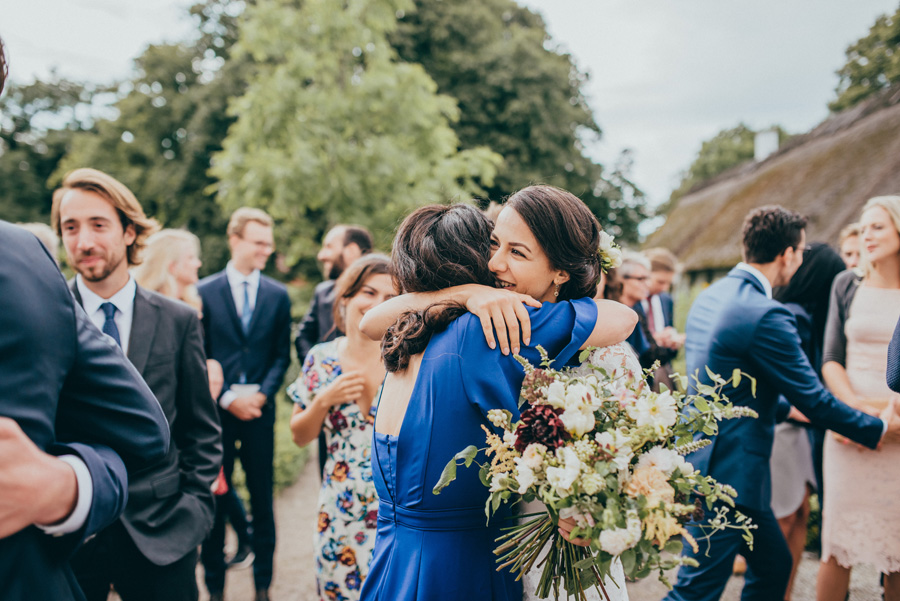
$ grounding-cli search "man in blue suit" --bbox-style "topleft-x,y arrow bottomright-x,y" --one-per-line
198,208 -> 291,601
0,38 -> 170,601
665,206 -> 900,601
889,316 -> 900,393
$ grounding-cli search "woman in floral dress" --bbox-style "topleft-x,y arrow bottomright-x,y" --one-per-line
288,254 -> 396,601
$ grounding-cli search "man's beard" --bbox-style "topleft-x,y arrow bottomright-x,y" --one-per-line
76,250 -> 126,282
327,256 -> 345,280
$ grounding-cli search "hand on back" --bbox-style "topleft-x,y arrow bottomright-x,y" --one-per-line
464,287 -> 541,356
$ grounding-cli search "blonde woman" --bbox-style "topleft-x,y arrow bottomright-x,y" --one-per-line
134,229 -> 204,314
818,196 -> 900,601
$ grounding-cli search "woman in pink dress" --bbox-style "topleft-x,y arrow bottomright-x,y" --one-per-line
818,196 -> 900,601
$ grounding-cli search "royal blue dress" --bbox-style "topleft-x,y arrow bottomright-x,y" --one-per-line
360,299 -> 597,601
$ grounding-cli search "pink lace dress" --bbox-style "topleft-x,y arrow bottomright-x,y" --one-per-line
822,286 -> 900,572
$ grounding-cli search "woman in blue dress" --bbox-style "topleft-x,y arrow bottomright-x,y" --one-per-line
358,186 -> 638,601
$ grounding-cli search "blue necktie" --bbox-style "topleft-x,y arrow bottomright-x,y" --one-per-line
241,281 -> 253,334
100,302 -> 122,347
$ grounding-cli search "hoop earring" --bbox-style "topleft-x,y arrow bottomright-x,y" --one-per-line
554,284 -> 560,298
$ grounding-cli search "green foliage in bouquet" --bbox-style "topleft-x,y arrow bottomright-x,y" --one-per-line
434,345 -> 758,600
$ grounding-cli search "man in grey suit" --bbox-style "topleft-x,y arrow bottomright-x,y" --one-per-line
54,168 -> 223,601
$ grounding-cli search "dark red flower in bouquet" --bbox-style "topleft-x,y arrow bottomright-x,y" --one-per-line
514,404 -> 570,452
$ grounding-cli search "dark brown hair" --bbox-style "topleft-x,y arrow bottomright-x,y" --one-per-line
332,254 -> 391,334
741,205 -> 807,264
505,185 -> 602,301
382,204 -> 494,372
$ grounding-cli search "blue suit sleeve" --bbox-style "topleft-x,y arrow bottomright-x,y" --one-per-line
749,307 -> 882,449
889,316 -> 900,393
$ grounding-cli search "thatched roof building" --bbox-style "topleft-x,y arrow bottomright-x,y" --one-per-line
645,84 -> 900,285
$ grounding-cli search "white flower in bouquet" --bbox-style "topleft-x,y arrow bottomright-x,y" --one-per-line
503,430 -> 517,447
514,460 -> 536,494
598,511 -> 641,556
580,472 -> 606,495
546,447 -> 582,496
490,471 -> 509,493
595,430 -> 635,473
544,380 -> 567,409
629,390 -> 678,430
560,405 -> 595,438
521,443 -> 547,469
635,446 -> 688,476
487,409 -> 509,429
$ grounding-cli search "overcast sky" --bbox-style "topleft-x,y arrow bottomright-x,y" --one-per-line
3,0 -> 898,213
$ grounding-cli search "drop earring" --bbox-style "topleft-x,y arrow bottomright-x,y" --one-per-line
554,284 -> 560,298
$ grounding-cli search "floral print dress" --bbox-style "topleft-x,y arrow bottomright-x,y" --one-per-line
287,339 -> 379,601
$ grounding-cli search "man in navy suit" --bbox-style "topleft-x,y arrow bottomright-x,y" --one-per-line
0,37 -> 170,601
199,208 -> 291,601
665,206 -> 900,601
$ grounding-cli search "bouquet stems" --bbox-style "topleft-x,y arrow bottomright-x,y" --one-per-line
496,514 -> 610,601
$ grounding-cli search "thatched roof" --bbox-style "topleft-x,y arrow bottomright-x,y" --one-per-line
645,84 -> 900,272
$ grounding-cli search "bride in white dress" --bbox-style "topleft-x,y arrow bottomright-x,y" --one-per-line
521,343 -> 636,601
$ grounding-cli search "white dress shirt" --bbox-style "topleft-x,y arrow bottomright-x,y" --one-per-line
36,455 -> 93,536
640,295 -> 667,334
734,262 -> 773,299
76,274 -> 137,356
226,261 -> 260,318
219,262 -> 262,410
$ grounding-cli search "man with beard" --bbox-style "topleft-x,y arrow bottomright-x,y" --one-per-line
53,168 -> 222,601
295,225 -> 374,362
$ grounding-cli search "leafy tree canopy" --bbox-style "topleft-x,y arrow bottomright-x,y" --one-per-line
390,0 -> 646,242
56,0 -> 246,274
212,0 -> 501,265
830,6 -> 900,112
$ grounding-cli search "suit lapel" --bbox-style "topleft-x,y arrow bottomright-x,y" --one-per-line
128,286 -> 159,374
218,274 -> 246,339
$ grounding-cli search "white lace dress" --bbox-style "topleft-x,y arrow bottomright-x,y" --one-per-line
521,343 -> 635,601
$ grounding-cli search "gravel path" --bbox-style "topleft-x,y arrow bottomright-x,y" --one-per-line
197,451 -> 320,601
191,449 -> 885,601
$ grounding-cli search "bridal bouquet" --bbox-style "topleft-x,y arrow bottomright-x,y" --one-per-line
434,346 -> 758,600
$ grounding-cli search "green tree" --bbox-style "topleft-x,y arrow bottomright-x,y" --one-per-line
0,75 -> 101,223
662,124 -> 790,212
390,0 -> 646,242
57,0 -> 247,274
830,6 -> 900,112
211,0 -> 501,265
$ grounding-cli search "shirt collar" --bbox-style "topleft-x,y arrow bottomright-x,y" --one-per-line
76,274 -> 137,315
226,261 -> 260,289
734,262 -> 773,299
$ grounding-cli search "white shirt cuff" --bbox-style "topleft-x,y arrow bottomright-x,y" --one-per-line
219,390 -> 237,410
36,455 -> 93,536
883,418 -> 890,439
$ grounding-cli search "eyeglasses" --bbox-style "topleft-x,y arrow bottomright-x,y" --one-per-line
794,245 -> 812,252
622,275 -> 650,282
